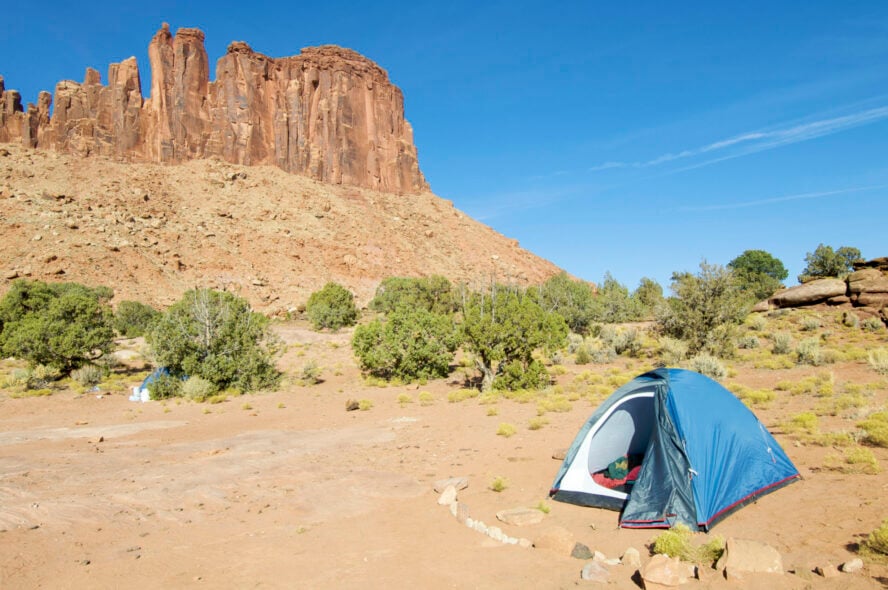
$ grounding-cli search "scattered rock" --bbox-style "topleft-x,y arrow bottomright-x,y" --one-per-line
533,526 -> 575,556
840,558 -> 863,573
580,560 -> 610,583
571,542 -> 593,560
641,554 -> 693,589
433,477 -> 468,493
716,537 -> 783,580
593,550 -> 621,566
437,485 -> 457,506
552,448 -> 568,460
814,563 -> 840,578
621,547 -> 642,569
344,399 -> 360,411
4,269 -> 18,280
496,507 -> 545,527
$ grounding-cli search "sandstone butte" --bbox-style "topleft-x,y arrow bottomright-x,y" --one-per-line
0,23 -> 427,195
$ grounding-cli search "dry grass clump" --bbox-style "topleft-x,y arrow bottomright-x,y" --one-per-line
496,423 -> 517,438
784,412 -> 819,435
824,447 -> 881,474
489,476 -> 508,492
651,524 -> 725,565
860,519 -> 888,562
537,393 -> 572,415
868,349 -> 888,376
447,388 -> 480,403
858,411 -> 888,447
728,383 -> 775,408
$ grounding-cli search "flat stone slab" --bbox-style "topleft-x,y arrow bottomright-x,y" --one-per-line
433,477 -> 468,493
496,507 -> 545,527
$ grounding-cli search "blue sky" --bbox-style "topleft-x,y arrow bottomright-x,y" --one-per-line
2,1 -> 886,290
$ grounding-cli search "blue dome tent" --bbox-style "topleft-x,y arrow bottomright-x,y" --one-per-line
550,368 -> 800,530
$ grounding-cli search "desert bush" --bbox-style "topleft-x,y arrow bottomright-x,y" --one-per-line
5,367 -> 32,388
147,372 -> 182,400
181,376 -> 217,401
71,364 -> 104,387
868,349 -> 888,376
590,342 -> 617,364
0,280 -> 115,373
305,282 -> 358,331
658,337 -> 688,366
842,311 -> 860,328
147,288 -> 282,393
801,316 -> 822,331
786,412 -> 819,435
447,388 -> 479,403
861,519 -> 888,558
862,317 -> 884,332
689,353 -> 726,380
613,328 -> 642,356
656,262 -> 750,356
461,286 -> 567,391
737,335 -> 760,350
796,338 -> 823,366
567,332 -> 584,353
771,332 -> 793,354
858,411 -> 888,447
747,315 -> 767,331
369,275 -> 456,315
574,345 -> 592,365
113,300 -> 160,337
352,307 -> 460,382
300,361 -> 322,385
528,417 -> 548,430
587,272 -> 646,324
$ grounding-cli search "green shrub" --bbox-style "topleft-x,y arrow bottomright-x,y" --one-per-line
71,364 -> 104,386
113,300 -> 160,337
771,332 -> 793,354
567,332 -> 584,354
862,317 -> 885,332
868,349 -> 888,376
656,262 -> 750,356
798,244 -> 861,282
369,276 -> 456,315
0,280 -> 115,373
147,372 -> 182,400
689,353 -> 726,380
461,286 -> 567,392
489,476 -> 508,492
305,282 -> 358,331
352,307 -> 460,382
574,345 -> 592,365
147,288 -> 281,393
181,376 -> 217,401
728,250 -> 788,300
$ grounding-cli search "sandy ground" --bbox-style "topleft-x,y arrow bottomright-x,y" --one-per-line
1,321 -> 887,589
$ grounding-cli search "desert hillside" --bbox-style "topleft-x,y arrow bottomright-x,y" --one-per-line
0,143 -> 560,311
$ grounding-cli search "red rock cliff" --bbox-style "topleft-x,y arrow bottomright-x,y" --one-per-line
0,24 -> 428,194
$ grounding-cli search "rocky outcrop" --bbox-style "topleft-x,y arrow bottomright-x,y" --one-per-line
757,258 -> 888,324
0,24 -> 427,194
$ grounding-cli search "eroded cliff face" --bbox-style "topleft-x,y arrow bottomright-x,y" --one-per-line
0,24 -> 427,194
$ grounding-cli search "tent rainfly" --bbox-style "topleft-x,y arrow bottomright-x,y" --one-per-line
549,368 -> 800,530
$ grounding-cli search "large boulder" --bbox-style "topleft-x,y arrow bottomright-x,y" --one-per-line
716,537 -> 783,580
848,269 -> 888,294
769,278 -> 847,308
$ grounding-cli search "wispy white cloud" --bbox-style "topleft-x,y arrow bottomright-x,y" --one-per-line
679,183 -> 888,212
591,105 -> 888,173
